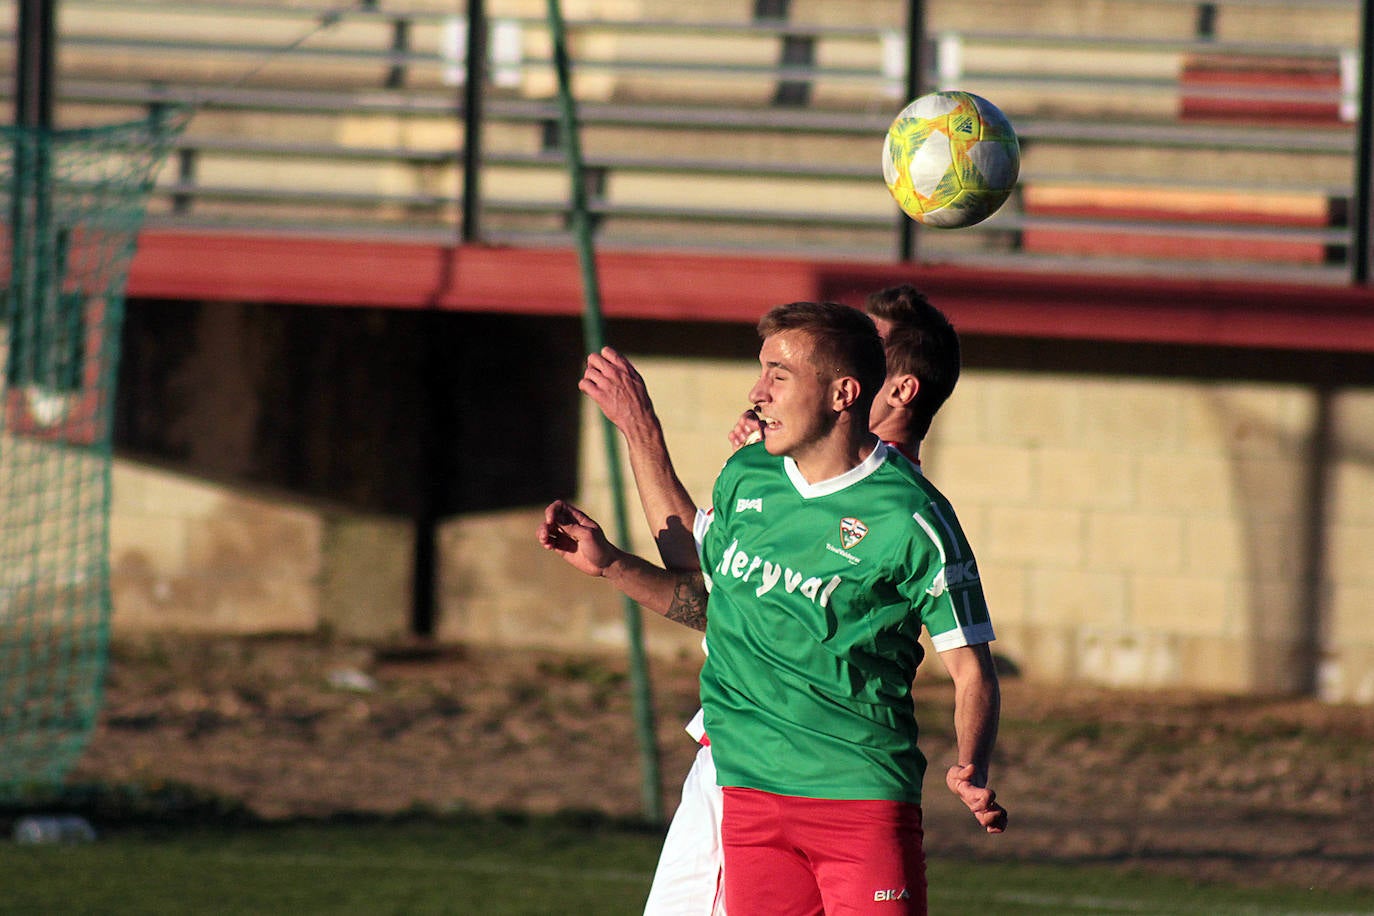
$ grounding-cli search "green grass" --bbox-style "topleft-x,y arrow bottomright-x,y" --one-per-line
1,815 -> 1370,915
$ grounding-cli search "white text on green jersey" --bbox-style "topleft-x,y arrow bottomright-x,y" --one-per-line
715,538 -> 842,607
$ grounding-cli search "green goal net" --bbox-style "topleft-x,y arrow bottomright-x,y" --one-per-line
0,109 -> 186,795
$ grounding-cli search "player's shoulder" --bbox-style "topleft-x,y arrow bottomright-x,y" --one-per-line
721,441 -> 776,476
714,441 -> 778,501
872,446 -> 939,502
877,445 -> 925,486
874,452 -> 968,528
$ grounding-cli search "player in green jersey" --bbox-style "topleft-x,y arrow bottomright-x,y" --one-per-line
617,285 -> 997,915
540,300 -> 1004,914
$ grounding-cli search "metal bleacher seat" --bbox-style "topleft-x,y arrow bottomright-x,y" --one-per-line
1,0 -> 1361,279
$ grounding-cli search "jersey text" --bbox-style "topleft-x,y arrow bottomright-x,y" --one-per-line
716,539 -> 842,607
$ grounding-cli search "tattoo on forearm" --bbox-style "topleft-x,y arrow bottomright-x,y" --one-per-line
665,574 -> 708,631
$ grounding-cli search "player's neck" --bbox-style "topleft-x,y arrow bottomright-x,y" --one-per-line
789,426 -> 879,485
870,413 -> 921,464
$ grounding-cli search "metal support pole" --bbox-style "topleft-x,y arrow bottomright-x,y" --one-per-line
16,0 -> 55,130
9,0 -> 57,390
1354,0 -> 1373,283
897,0 -> 924,263
546,0 -> 664,825
460,0 -> 487,243
385,16 -> 410,89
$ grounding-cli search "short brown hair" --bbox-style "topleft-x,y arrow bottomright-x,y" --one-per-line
757,301 -> 886,417
865,285 -> 960,439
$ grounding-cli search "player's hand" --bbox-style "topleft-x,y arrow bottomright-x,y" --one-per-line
946,763 -> 1008,834
580,347 -> 657,438
537,500 -> 619,578
727,409 -> 764,451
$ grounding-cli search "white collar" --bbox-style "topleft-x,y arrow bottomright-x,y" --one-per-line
782,439 -> 888,498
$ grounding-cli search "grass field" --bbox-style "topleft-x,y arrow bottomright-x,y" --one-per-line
3,814 -> 1371,915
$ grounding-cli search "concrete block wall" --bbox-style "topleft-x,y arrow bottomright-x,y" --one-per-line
110,461 -> 414,641
926,374 -> 1324,694
110,462 -> 325,634
1324,390 -> 1374,703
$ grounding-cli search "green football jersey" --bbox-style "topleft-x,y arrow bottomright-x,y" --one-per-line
698,440 -> 994,804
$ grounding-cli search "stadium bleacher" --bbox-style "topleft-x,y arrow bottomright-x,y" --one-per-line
0,0 -> 1362,279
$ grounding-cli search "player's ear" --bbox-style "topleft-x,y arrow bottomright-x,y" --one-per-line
886,373 -> 920,408
832,376 -> 862,411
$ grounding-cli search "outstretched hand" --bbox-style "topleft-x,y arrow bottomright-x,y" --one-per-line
946,763 -> 1008,834
580,347 -> 657,437
537,500 -> 619,578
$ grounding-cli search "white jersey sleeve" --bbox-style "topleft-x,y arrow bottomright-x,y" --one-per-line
694,507 -> 713,590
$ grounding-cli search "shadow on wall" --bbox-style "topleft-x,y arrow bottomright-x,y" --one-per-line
114,301 -> 588,516
110,302 -> 766,642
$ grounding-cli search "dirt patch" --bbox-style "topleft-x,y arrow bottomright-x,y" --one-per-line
72,634 -> 1374,893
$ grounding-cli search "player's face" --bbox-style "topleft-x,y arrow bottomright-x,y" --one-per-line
747,331 -> 838,461
864,313 -> 896,436
867,373 -> 898,433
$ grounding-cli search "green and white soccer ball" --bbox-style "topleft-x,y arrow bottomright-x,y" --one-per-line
882,90 -> 1021,229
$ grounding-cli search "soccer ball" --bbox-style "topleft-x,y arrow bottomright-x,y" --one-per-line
882,90 -> 1020,229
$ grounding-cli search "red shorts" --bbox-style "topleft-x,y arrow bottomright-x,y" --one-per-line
721,787 -> 927,915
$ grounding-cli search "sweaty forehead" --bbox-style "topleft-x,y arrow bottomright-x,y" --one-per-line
760,329 -> 817,369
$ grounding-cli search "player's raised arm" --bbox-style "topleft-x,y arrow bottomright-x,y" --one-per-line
537,500 -> 708,631
580,347 -> 700,571
939,642 -> 1008,834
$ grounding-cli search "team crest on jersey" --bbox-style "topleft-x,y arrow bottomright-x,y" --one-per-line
839,517 -> 868,549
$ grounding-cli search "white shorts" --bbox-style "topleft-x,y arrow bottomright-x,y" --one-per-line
642,743 -> 726,915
